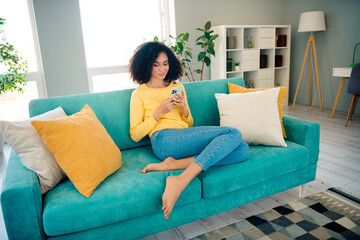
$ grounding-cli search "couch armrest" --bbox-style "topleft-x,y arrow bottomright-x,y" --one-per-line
1,151 -> 45,240
283,115 -> 320,164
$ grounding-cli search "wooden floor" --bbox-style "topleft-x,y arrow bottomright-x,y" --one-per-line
0,104 -> 359,240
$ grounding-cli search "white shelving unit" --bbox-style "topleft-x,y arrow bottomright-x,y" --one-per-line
211,25 -> 291,103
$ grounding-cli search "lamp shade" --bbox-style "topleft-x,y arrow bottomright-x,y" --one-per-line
298,11 -> 326,32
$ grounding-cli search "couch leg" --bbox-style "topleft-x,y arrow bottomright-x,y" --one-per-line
299,184 -> 307,198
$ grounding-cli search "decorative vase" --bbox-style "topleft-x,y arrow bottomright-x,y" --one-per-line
235,65 -> 240,71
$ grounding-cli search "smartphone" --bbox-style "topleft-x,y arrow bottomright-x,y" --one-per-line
170,87 -> 183,98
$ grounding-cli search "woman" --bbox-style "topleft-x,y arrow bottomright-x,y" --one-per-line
129,41 -> 250,220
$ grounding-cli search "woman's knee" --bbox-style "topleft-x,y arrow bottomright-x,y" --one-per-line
221,126 -> 242,141
238,141 -> 250,159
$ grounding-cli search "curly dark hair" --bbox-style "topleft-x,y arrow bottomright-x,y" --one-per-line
129,41 -> 184,84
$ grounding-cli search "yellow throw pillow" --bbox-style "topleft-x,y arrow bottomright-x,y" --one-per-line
228,82 -> 288,138
31,104 -> 122,197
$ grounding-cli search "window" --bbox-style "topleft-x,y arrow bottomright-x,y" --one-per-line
0,0 -> 46,121
79,0 -> 175,92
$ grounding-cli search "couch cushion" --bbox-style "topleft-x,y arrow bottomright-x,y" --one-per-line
42,146 -> 202,236
198,140 -> 308,199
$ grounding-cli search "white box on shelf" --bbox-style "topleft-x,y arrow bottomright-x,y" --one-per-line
260,28 -> 275,38
258,69 -> 275,79
242,60 -> 258,71
260,38 -> 275,49
242,49 -> 259,60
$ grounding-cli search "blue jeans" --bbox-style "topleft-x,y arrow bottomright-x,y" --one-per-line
150,126 -> 250,171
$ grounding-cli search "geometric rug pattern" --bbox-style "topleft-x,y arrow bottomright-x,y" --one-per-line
190,189 -> 360,240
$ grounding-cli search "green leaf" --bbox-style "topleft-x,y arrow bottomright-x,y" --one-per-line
201,36 -> 207,42
196,28 -> 205,32
205,21 -> 211,30
207,46 -> 215,55
196,42 -> 205,46
185,50 -> 192,58
177,42 -> 184,52
198,51 -> 206,61
204,56 -> 211,66
183,33 -> 189,41
195,69 -> 202,74
176,33 -> 184,40
211,34 -> 219,41
153,36 -> 159,41
205,32 -> 211,40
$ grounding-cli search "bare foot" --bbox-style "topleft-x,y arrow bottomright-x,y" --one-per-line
162,175 -> 186,220
140,157 -> 177,173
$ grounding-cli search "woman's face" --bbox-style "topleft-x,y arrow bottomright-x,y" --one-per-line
151,52 -> 169,81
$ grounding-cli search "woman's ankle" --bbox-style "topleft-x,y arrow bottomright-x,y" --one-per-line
164,156 -> 194,170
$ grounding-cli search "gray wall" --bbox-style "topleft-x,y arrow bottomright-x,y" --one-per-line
33,0 -> 89,97
284,0 -> 360,114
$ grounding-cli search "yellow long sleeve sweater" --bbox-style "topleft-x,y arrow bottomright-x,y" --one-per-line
129,82 -> 193,142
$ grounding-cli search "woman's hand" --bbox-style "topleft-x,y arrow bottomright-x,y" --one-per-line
172,92 -> 186,107
153,98 -> 176,121
172,92 -> 189,118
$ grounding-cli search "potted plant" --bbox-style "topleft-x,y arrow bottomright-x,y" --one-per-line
155,21 -> 219,82
234,62 -> 240,71
0,17 -> 28,152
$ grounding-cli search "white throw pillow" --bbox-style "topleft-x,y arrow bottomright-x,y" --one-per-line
0,107 -> 67,194
215,88 -> 287,147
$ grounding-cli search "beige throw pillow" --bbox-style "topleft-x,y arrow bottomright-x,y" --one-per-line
215,88 -> 287,147
0,107 -> 67,194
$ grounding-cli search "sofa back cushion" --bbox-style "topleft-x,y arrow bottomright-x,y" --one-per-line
183,78 -> 245,127
29,77 -> 245,151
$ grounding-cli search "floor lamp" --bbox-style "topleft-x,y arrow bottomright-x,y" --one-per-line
292,11 -> 326,111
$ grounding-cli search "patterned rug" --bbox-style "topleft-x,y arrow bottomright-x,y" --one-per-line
190,188 -> 360,240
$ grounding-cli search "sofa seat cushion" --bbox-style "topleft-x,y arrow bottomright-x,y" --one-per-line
42,146 -> 202,236
198,140 -> 308,199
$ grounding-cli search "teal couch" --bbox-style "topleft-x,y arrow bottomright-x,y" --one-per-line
1,78 -> 320,240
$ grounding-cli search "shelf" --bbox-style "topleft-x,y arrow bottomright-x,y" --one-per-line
211,24 -> 290,101
259,67 -> 274,70
226,49 -> 242,51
